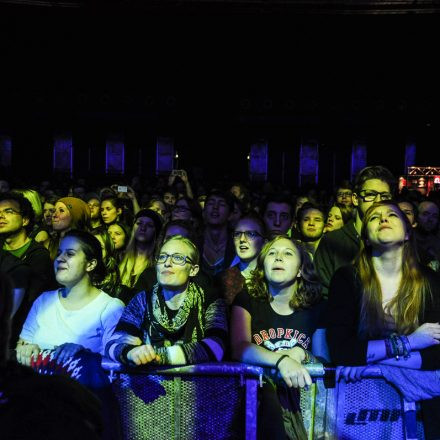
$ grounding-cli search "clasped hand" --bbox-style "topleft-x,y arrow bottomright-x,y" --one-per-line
16,342 -> 41,367
278,355 -> 312,389
408,322 -> 440,350
127,344 -> 161,366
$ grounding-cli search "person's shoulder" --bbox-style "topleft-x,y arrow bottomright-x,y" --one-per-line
99,290 -> 125,306
231,289 -> 253,310
26,239 -> 50,254
36,289 -> 59,302
323,222 -> 355,242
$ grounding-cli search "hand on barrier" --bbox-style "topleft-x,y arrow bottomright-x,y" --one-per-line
336,365 -> 370,383
53,343 -> 84,364
408,322 -> 440,350
278,357 -> 312,389
16,341 -> 41,367
127,344 -> 161,366
284,346 -> 306,364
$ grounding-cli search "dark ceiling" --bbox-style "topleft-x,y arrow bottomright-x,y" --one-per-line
1,1 -> 439,136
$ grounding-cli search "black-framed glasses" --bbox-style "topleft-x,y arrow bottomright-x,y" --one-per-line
357,191 -> 393,202
156,252 -> 193,266
232,230 -> 264,241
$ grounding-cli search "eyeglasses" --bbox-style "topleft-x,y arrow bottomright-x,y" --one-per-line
232,230 -> 263,241
0,208 -> 21,217
357,191 -> 393,202
337,191 -> 352,198
156,253 -> 193,266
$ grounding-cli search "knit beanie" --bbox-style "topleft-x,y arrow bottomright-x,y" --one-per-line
58,197 -> 91,230
134,209 -> 163,233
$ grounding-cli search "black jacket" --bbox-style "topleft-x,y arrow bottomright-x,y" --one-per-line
314,221 -> 361,298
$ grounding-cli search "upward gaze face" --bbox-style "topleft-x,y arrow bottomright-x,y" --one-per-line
156,239 -> 198,290
365,205 -> 408,248
263,237 -> 301,288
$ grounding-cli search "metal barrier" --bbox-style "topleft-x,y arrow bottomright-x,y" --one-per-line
102,360 -> 426,440
299,365 -> 425,440
102,360 -> 265,440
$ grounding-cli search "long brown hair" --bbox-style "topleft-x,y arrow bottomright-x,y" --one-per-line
247,235 -> 322,309
356,201 -> 431,338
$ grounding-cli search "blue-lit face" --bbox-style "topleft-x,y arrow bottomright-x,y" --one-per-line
55,236 -> 91,287
233,218 -> 265,263
264,202 -> 292,236
203,196 -> 230,226
134,217 -> 156,243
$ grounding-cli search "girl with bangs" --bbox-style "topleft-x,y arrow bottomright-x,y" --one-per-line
230,235 -> 328,440
326,200 -> 440,439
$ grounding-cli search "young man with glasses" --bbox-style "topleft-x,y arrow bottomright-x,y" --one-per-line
314,166 -> 396,297
0,192 -> 55,345
335,180 -> 354,208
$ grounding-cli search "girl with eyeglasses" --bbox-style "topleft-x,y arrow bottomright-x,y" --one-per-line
218,212 -> 267,305
106,235 -> 228,366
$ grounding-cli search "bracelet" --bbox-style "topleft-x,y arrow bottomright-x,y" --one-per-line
302,350 -> 311,364
155,346 -> 169,365
384,337 -> 393,359
389,333 -> 400,360
275,354 -> 289,370
400,335 -> 411,359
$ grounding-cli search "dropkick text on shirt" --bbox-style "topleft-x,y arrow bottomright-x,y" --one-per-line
253,328 -> 310,351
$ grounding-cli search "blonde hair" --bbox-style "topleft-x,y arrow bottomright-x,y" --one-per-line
13,189 -> 43,221
158,234 -> 200,265
356,201 -> 431,338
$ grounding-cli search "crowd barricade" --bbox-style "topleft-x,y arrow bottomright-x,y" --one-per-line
102,359 -> 264,440
101,360 -> 426,440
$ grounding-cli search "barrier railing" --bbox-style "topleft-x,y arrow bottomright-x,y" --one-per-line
102,360 -> 425,440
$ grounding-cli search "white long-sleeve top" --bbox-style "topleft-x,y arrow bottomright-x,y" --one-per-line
20,289 -> 124,356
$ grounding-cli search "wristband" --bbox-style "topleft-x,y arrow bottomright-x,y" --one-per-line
275,354 -> 289,370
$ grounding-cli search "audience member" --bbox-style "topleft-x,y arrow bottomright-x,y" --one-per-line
296,203 -> 326,257
218,212 -> 266,305
201,190 -> 236,276
230,235 -> 328,440
326,200 -> 440,438
106,235 -> 228,366
314,166 -> 395,297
